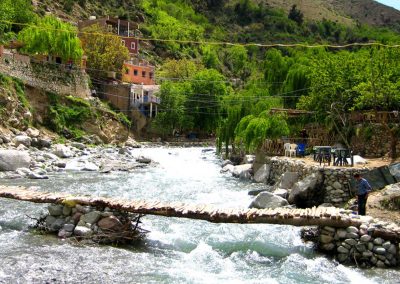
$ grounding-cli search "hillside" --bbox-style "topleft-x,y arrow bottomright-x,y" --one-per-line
34,0 -> 400,32
262,0 -> 400,31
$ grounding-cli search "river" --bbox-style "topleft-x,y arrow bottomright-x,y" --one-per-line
0,147 -> 399,283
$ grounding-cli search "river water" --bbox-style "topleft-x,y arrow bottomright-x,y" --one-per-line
0,147 -> 399,283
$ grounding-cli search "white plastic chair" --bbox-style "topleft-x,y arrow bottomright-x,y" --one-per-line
289,144 -> 297,157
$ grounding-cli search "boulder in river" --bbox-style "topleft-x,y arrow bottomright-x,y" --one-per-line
253,164 -> 270,183
275,172 -> 299,190
53,144 -> 73,158
74,226 -> 93,237
288,172 -> 324,208
232,164 -> 252,179
14,135 -> 32,147
136,156 -> 152,164
0,150 -> 31,171
249,192 -> 289,209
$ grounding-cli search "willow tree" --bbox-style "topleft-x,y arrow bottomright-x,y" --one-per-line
18,16 -> 83,62
189,69 -> 230,133
235,111 -> 289,152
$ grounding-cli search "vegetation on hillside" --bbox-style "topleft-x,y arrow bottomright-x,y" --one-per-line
18,16 -> 83,61
80,24 -> 129,76
0,0 -> 399,155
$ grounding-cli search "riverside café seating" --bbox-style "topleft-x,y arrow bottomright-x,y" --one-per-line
313,146 -> 354,167
313,146 -> 332,166
333,148 -> 354,167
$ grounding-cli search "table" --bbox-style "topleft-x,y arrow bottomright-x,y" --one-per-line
314,146 -> 332,166
333,148 -> 353,167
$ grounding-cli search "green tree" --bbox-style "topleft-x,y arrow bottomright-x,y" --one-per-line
158,58 -> 203,79
80,24 -> 129,76
0,0 -> 35,40
235,111 -> 289,152
288,5 -> 304,26
18,16 -> 82,61
152,81 -> 191,137
189,69 -> 230,133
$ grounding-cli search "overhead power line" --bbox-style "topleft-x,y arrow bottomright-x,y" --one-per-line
2,19 -> 400,49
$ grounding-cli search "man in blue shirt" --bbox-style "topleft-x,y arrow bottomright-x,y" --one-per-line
354,173 -> 372,215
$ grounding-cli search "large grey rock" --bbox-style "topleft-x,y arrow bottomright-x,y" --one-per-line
74,226 -> 93,237
14,135 -> 32,147
337,246 -> 349,254
71,142 -> 86,150
276,172 -> 298,189
374,247 -> 386,255
382,183 -> 400,196
287,172 -> 324,207
0,150 -> 31,171
360,235 -> 371,242
136,156 -> 152,164
273,188 -> 288,198
15,167 -> 32,177
81,211 -> 101,224
320,234 -> 333,244
253,164 -> 270,183
37,138 -> 52,149
53,144 -> 73,158
26,128 -> 40,138
389,163 -> 400,182
51,218 -> 65,231
28,172 -> 49,179
232,164 -> 252,179
48,204 -> 64,216
249,192 -> 289,209
43,153 -> 59,160
63,223 -> 75,232
82,162 -> 99,172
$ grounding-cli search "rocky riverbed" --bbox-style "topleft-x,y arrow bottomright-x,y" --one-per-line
0,127 -> 156,180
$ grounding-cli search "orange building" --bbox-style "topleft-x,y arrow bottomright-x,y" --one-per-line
122,59 -> 155,85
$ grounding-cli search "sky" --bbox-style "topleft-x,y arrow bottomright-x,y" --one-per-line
375,0 -> 400,11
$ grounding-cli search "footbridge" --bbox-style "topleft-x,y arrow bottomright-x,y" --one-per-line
1,186 -> 399,241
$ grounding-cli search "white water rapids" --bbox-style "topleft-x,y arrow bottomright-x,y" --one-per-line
0,147 -> 398,283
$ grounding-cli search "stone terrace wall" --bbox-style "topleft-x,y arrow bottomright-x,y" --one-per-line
265,157 -> 369,206
0,51 -> 90,98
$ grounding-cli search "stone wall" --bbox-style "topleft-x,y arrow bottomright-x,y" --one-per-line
263,156 -> 369,206
0,51 -> 90,98
318,225 -> 399,268
43,203 -> 144,244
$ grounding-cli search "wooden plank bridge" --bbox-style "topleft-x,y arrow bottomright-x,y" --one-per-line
1,186 -> 399,240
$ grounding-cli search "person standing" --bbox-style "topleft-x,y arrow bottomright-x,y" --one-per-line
354,173 -> 372,215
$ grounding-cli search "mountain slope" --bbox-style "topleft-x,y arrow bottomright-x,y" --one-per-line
262,0 -> 400,31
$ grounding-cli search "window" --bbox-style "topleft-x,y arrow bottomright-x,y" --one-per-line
131,42 -> 136,50
149,72 -> 153,79
142,71 -> 146,77
134,69 -> 138,76
121,40 -> 125,46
